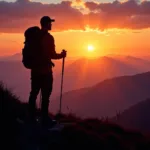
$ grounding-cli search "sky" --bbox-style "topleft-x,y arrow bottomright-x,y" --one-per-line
1,0 -> 150,57
0,0 -> 124,3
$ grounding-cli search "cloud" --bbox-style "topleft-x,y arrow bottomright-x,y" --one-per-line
0,0 -> 84,33
85,0 -> 150,30
1,0 -> 150,33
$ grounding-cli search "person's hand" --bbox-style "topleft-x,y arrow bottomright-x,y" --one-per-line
61,49 -> 67,58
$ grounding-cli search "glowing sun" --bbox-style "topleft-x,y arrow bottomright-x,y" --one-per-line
87,45 -> 94,52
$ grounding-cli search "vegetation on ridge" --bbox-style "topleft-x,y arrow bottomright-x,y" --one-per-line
1,82 -> 150,150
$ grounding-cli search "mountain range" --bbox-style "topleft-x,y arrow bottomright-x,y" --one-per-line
1,53 -> 150,132
1,81 -> 150,149
112,98 -> 150,132
50,72 -> 150,118
0,53 -> 150,104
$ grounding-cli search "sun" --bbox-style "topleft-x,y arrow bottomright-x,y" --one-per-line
87,45 -> 94,52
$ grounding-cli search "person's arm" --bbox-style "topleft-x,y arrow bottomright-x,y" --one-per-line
46,34 -> 64,59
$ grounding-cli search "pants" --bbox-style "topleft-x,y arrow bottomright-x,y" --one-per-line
28,71 -> 53,120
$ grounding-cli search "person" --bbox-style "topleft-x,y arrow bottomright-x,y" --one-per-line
28,16 -> 67,126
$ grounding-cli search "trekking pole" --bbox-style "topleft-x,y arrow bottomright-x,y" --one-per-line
38,90 -> 42,120
40,90 -> 42,109
59,55 -> 65,114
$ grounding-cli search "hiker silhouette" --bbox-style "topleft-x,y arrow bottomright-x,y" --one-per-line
28,16 -> 67,126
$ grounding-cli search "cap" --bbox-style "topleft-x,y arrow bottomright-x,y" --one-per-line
40,16 -> 55,25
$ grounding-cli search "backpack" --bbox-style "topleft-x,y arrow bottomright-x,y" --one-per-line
22,26 -> 43,69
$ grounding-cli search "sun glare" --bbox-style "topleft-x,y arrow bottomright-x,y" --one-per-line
88,45 -> 94,52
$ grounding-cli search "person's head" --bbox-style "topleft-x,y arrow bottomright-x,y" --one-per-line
40,16 -> 55,31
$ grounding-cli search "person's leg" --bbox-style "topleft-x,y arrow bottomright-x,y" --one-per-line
28,72 -> 41,120
41,72 -> 53,124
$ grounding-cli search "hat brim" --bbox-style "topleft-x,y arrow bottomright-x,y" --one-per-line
50,19 -> 55,22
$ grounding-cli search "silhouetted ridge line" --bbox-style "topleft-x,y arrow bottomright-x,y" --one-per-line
1,82 -> 27,121
53,71 -> 150,118
1,82 -> 150,150
113,98 -> 150,132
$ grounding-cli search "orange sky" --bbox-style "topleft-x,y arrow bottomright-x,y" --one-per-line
1,27 -> 150,58
1,0 -> 150,58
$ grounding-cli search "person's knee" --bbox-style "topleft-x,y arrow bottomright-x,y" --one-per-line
30,89 -> 39,97
42,88 -> 52,98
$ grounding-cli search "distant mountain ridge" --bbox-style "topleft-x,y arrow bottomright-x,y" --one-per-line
51,72 -> 150,118
54,55 -> 150,92
112,98 -> 150,132
0,53 -> 22,61
0,54 -> 150,103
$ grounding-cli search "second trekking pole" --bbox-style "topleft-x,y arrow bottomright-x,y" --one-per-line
59,55 -> 65,114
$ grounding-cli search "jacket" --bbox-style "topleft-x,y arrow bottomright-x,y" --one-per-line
31,30 -> 62,74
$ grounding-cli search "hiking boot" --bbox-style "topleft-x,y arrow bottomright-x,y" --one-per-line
25,114 -> 37,125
